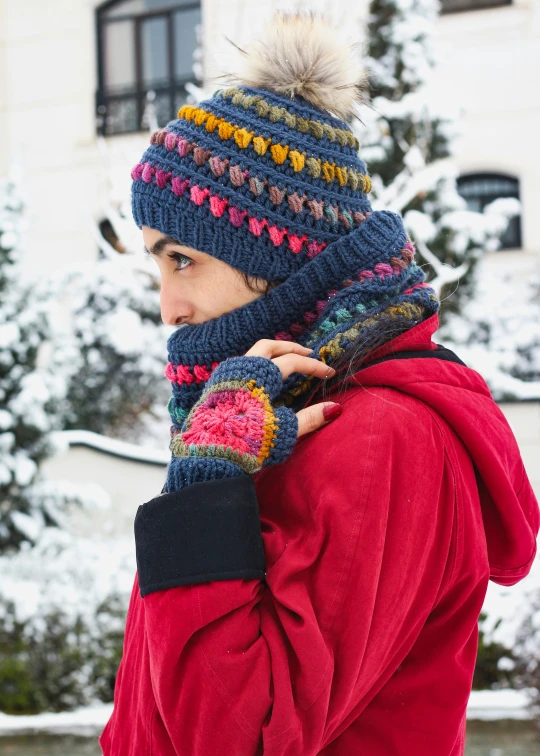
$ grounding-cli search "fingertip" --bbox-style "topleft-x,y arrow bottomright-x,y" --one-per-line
322,403 -> 342,423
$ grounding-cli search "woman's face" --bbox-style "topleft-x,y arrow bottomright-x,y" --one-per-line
142,226 -> 268,326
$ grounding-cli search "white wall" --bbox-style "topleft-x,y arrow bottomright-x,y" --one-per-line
501,401 -> 540,495
425,0 -> 540,253
41,443 -> 167,539
0,0 -> 538,282
0,1 -> 101,277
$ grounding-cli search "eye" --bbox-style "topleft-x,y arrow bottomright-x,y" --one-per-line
167,252 -> 193,271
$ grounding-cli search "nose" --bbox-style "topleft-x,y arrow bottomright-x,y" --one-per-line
160,281 -> 190,326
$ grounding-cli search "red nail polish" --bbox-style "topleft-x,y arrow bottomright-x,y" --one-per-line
323,403 -> 342,422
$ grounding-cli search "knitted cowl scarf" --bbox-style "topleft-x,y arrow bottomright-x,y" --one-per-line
164,210 -> 440,434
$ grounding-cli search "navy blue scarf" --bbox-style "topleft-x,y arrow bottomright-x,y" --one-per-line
164,210 -> 439,431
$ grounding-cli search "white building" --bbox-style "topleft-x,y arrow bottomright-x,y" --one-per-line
0,0 -> 538,277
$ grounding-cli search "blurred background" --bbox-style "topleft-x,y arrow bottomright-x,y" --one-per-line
0,0 -> 539,753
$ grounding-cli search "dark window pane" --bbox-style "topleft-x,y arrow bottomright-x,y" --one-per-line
441,0 -> 511,13
103,20 -> 136,94
173,8 -> 201,81
103,0 -> 195,19
466,197 -> 483,214
141,16 -> 169,89
104,96 -> 139,135
146,89 -> 174,126
501,215 -> 521,249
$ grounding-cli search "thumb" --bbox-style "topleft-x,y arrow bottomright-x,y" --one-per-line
295,402 -> 342,439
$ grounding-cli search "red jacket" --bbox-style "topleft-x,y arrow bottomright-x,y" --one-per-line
99,313 -> 539,755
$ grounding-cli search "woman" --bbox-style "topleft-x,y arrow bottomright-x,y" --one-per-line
99,11 -> 538,755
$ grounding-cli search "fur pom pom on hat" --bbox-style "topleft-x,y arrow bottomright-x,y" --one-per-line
131,10 -> 374,282
226,11 -> 370,121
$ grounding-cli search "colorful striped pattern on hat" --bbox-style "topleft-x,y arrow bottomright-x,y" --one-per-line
131,85 -> 372,281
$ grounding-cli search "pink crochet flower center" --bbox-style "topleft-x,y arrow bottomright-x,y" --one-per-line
182,389 -> 266,456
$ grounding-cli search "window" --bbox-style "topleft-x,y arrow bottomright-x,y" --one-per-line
441,0 -> 511,13
96,0 -> 201,136
457,173 -> 522,249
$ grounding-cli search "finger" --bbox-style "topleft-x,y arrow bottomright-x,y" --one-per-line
245,339 -> 313,359
296,402 -> 342,438
273,354 -> 336,381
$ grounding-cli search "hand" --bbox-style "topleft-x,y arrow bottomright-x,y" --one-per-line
166,339 -> 342,489
244,339 -> 341,439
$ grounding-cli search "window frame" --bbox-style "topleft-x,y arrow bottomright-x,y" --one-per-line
95,0 -> 201,137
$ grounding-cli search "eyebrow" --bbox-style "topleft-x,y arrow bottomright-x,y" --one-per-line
143,235 -> 182,258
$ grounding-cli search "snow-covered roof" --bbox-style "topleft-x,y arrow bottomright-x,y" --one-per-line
50,429 -> 169,466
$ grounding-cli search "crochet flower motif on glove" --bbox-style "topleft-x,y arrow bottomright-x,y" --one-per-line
165,356 -> 299,492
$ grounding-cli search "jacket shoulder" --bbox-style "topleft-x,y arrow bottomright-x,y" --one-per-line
310,384 -> 447,458
256,384 -> 450,537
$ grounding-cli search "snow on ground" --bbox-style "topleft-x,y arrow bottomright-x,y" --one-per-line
466,689 -> 536,721
0,703 -> 113,736
0,690 -> 534,736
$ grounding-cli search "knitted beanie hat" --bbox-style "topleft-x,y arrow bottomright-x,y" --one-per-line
131,12 -> 373,283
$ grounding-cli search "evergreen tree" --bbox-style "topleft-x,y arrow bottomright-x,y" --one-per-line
0,173 -> 100,553
0,172 -> 131,714
360,0 -> 519,322
48,251 -> 172,442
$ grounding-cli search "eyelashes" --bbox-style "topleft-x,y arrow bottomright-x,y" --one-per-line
167,252 -> 193,271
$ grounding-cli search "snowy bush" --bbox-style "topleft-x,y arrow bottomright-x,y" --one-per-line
358,0 -> 518,319
43,252 -> 172,442
0,593 -> 126,714
0,174 -> 107,551
473,610 -> 517,691
0,170 -> 133,714
0,527 -> 135,713
437,254 -> 540,400
473,556 -> 540,713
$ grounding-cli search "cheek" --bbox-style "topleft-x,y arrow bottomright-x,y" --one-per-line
207,267 -> 247,304
195,262 -> 262,319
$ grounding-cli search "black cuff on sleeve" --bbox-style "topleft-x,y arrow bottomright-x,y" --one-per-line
134,475 -> 266,597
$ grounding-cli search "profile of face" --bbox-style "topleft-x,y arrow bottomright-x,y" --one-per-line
142,226 -> 274,326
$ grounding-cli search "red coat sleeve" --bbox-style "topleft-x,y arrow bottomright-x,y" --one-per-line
134,390 -> 464,755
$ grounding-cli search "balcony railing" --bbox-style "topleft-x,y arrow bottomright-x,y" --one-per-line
96,81 -> 190,136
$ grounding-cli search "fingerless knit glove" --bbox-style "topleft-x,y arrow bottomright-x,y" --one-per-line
165,356 -> 299,492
